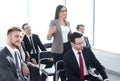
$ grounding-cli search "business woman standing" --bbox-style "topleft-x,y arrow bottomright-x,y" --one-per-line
47,5 -> 71,81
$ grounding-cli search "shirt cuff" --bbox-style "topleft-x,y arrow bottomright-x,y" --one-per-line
104,78 -> 109,81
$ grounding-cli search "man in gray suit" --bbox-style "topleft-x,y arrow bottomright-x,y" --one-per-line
0,27 -> 29,81
76,24 -> 91,48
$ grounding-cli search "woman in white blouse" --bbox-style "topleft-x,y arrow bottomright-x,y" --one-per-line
47,5 -> 71,81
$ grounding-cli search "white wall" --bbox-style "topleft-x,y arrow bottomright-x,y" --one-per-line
28,0 -> 65,44
0,0 -> 93,46
1,0 -> 120,54
94,0 -> 120,53
0,0 -> 28,46
66,0 -> 94,45
28,0 -> 94,45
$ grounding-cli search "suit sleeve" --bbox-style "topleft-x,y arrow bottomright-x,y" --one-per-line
85,37 -> 91,48
47,20 -> 56,40
0,56 -> 19,81
0,74 -> 5,81
88,48 -> 108,80
36,35 -> 46,51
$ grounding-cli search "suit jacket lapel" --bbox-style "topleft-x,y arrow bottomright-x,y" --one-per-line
4,47 -> 15,63
24,35 -> 32,51
56,20 -> 62,34
4,47 -> 18,77
70,49 -> 80,75
82,48 -> 90,70
25,35 -> 31,45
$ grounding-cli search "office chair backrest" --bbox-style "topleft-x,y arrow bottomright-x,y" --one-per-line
43,43 -> 52,48
38,51 -> 53,65
39,51 -> 53,58
55,60 -> 64,81
38,51 -> 54,81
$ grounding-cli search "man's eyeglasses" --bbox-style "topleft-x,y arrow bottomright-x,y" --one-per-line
24,26 -> 30,30
74,42 -> 84,45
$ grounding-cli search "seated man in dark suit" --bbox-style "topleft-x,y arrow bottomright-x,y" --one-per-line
22,23 -> 53,81
63,32 -> 109,81
0,26 -> 29,81
76,24 -> 91,48
22,23 -> 46,63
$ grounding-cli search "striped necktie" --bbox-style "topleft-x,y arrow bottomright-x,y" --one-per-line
14,52 -> 25,81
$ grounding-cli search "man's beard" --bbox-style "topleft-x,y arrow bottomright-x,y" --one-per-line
11,42 -> 20,49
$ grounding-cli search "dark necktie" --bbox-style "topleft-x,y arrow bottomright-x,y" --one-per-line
78,52 -> 84,80
14,52 -> 25,81
29,36 -> 36,54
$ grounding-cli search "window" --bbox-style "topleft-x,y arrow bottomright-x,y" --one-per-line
94,0 -> 120,53
0,0 -> 27,46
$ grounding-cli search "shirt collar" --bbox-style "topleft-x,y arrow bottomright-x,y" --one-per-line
26,34 -> 32,38
72,47 -> 82,55
6,45 -> 19,57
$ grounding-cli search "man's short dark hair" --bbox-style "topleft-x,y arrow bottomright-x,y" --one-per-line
76,24 -> 85,31
69,32 -> 83,43
22,23 -> 28,29
7,26 -> 21,35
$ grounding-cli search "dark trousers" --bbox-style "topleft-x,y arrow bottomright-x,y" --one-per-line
85,74 -> 102,81
28,65 -> 41,81
53,42 -> 71,81
53,54 -> 65,81
30,53 -> 38,63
